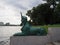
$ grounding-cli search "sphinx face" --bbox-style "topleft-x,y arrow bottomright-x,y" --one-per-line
21,16 -> 27,25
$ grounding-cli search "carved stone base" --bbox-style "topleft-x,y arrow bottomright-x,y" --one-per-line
10,36 -> 50,45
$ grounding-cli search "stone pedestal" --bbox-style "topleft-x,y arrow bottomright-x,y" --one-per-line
48,27 -> 60,42
10,36 -> 50,45
10,27 -> 60,45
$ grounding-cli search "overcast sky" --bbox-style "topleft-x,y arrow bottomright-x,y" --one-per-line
0,0 -> 45,24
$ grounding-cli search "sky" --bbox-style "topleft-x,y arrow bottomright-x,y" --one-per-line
0,0 -> 45,24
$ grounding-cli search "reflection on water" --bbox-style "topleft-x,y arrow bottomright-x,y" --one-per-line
0,26 -> 21,41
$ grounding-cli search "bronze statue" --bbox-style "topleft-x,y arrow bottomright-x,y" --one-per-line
13,12 -> 47,36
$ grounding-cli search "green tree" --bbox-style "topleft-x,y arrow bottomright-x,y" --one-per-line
26,3 -> 53,25
43,0 -> 60,24
26,0 -> 60,25
43,0 -> 60,11
55,3 -> 60,23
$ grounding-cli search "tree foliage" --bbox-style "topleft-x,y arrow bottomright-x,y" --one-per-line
26,0 -> 60,25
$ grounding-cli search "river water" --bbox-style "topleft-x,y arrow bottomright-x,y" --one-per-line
0,26 -> 21,41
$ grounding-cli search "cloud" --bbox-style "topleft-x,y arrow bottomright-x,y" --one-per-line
0,0 -> 45,24
2,0 -> 45,10
0,0 -> 20,24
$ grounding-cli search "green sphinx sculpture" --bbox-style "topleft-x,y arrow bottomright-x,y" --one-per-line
14,13 -> 48,36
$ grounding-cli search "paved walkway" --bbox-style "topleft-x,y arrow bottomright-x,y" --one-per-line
53,42 -> 60,45
0,39 -> 10,45
46,42 -> 60,45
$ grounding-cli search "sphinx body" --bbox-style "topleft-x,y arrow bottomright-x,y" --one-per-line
14,13 -> 47,36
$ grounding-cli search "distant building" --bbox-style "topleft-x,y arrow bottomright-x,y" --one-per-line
0,22 -> 4,26
5,23 -> 10,26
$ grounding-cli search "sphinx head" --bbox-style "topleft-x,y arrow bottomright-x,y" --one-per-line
20,16 -> 27,26
20,12 -> 27,26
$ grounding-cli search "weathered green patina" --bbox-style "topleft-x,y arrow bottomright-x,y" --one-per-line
13,13 -> 48,36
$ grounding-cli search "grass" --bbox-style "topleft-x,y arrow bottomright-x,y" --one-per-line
32,24 -> 60,33
33,25 -> 48,34
48,24 -> 60,27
